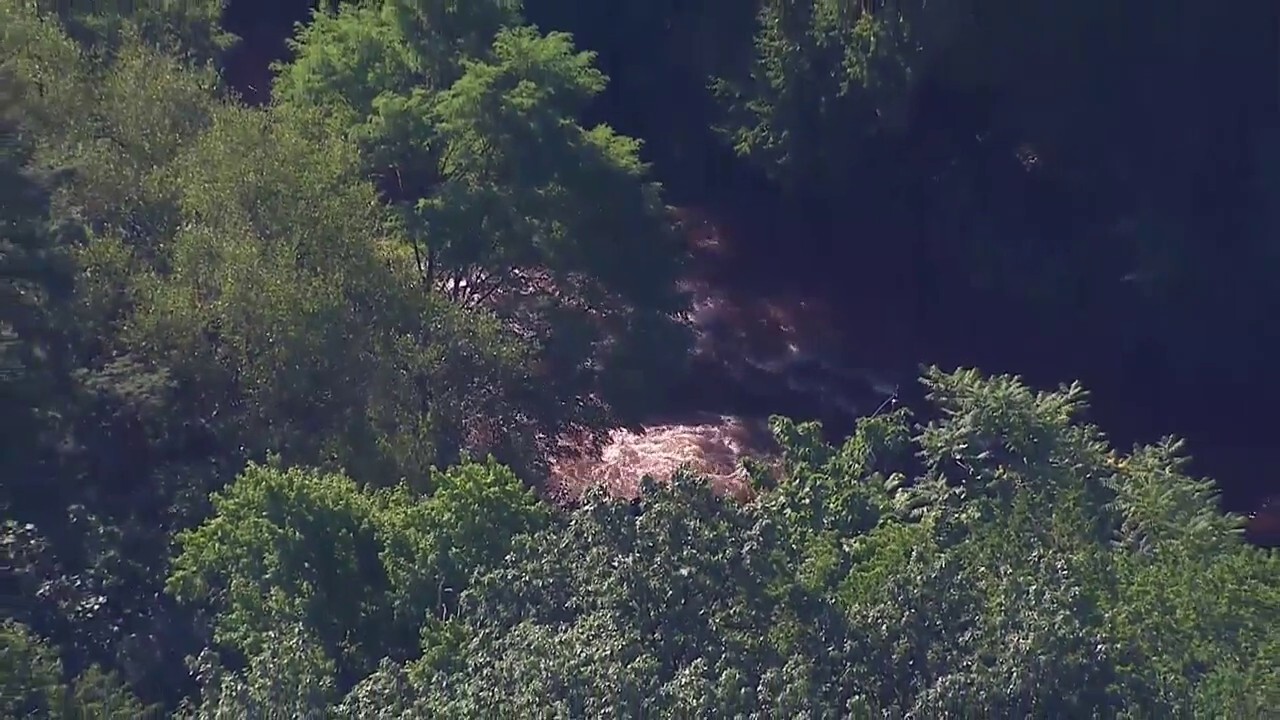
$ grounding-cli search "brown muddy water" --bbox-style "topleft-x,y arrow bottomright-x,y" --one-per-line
547,207 -> 900,502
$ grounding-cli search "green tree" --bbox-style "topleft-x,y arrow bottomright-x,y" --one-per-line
0,68 -> 76,509
0,619 -> 148,719
712,0 -> 931,191
0,619 -> 65,718
273,0 -> 521,194
416,26 -> 691,420
27,0 -> 236,62
168,458 -> 548,688
3,50 -> 208,705
275,4 -> 694,432
5,3 -> 1276,716
1,3 -> 223,252
177,625 -> 338,720
342,369 -> 1280,717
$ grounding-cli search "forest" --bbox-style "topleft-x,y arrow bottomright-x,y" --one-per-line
1,0 -> 1278,716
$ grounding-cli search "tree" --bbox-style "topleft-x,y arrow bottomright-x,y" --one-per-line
710,0 -> 1280,390
2,10 -> 550,705
28,0 -> 237,62
712,0 -> 931,192
168,459 -> 548,689
0,3 -> 223,251
275,4 -> 694,433
272,0 -> 521,196
317,369 -> 1280,716
177,625 -> 338,720
4,3 -> 1277,716
0,68 -> 76,511
0,619 -> 148,718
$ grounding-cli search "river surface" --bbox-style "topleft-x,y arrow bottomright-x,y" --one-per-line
548,207 -> 905,501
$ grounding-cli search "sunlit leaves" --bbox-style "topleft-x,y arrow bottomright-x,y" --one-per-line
29,0 -> 236,62
7,4 -> 1277,715
0,619 -> 65,717
169,459 -> 549,688
1,13 -> 221,247
181,625 -> 338,720
276,6 -> 693,431
420,26 -> 683,308
158,369 -> 1280,715
273,0 -> 522,189
167,463 -> 392,678
273,2 -> 431,177
409,369 -> 1279,715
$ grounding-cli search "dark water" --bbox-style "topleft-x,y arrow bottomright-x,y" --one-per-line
696,183 -> 1277,516
663,148 -> 1278,530
218,2 -> 1277,536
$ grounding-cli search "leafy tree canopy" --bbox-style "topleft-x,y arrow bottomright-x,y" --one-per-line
172,370 -> 1280,717
274,0 -> 694,427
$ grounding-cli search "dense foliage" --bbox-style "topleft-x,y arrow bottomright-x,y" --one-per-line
1,0 -> 1276,717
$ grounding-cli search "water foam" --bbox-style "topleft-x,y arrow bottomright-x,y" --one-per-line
549,207 -> 891,502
